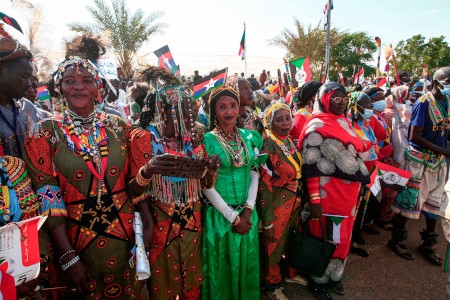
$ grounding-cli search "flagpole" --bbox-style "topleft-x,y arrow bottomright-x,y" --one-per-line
244,22 -> 247,77
324,0 -> 332,81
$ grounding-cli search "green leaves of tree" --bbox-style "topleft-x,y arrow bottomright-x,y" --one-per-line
68,0 -> 166,78
395,34 -> 450,78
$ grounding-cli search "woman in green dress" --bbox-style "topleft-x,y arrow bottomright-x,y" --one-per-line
201,86 -> 263,300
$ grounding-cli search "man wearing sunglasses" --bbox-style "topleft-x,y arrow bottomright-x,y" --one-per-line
390,66 -> 450,266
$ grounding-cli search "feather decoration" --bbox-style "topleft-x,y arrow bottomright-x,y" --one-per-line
65,31 -> 109,63
134,65 -> 180,86
0,11 -> 23,33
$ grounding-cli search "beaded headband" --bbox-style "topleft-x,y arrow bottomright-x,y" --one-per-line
54,56 -> 104,103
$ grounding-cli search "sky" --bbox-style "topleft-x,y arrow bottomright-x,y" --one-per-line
2,0 -> 449,76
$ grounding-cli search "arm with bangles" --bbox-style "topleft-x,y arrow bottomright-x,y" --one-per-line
307,177 -> 323,219
46,219 -> 94,294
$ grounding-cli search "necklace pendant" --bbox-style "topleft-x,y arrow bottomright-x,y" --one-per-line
233,154 -> 243,167
93,155 -> 100,164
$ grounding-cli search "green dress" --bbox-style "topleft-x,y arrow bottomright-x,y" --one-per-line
201,128 -> 262,300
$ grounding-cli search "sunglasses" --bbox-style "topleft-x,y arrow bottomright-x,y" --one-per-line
331,97 -> 350,104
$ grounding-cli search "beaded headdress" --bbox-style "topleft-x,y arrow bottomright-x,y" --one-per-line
54,56 -> 104,104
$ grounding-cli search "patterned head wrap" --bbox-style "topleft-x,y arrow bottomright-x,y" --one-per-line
224,75 -> 240,99
316,82 -> 346,112
0,32 -> 33,63
54,56 -> 104,104
347,91 -> 371,120
208,86 -> 239,130
264,102 -> 291,129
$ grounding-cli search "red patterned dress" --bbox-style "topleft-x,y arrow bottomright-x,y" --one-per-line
258,134 -> 302,286
23,114 -> 139,299
129,126 -> 204,300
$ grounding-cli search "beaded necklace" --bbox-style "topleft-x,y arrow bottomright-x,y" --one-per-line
214,126 -> 250,168
61,110 -> 109,204
269,133 -> 302,179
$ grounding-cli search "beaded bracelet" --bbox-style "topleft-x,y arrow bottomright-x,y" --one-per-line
135,167 -> 152,187
61,255 -> 80,272
59,249 -> 76,265
263,223 -> 274,230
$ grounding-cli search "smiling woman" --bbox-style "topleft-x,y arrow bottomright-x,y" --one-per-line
22,55 -> 148,299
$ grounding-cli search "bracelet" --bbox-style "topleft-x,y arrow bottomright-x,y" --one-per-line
263,223 -> 274,230
135,167 -> 152,187
232,215 -> 240,226
59,249 -> 76,264
244,204 -> 254,211
61,255 -> 80,271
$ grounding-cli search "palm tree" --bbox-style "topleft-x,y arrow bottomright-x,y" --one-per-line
68,0 -> 166,78
268,19 -> 341,79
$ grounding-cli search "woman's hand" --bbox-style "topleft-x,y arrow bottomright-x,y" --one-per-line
263,226 -> 276,243
233,208 -> 253,234
310,203 -> 323,219
16,270 -> 51,297
142,154 -> 178,177
66,259 -> 95,295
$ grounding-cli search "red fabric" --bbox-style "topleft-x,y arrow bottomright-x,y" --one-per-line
308,178 -> 361,260
298,113 -> 366,153
0,270 -> 16,300
291,113 -> 307,142
321,91 -> 334,112
369,115 -> 387,142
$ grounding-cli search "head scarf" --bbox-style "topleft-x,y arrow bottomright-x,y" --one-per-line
264,102 -> 290,129
208,86 -> 239,130
347,91 -> 371,120
54,56 -> 104,104
298,80 -> 322,103
315,82 -> 346,112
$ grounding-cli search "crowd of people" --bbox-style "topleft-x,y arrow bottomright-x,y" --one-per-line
2,22 -> 450,300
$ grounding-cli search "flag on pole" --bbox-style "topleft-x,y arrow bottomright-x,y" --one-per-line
153,45 -> 180,77
323,1 -> 334,28
238,26 -> 246,60
290,57 -> 312,87
369,161 -> 412,201
193,68 -> 228,100
353,67 -> 365,84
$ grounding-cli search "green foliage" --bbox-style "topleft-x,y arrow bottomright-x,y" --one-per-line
330,32 -> 376,81
68,0 -> 166,78
395,34 -> 450,78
